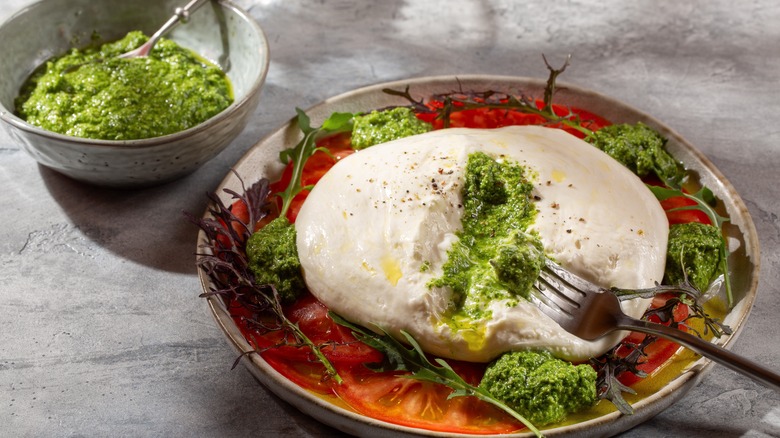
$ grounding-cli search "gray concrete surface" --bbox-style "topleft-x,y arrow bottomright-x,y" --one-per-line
1,0 -> 779,436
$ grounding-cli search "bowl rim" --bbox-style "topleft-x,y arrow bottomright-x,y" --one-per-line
0,0 -> 270,149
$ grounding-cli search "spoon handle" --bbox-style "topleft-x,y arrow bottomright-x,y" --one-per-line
148,0 -> 211,47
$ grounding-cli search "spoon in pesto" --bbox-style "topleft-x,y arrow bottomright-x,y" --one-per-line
118,0 -> 210,59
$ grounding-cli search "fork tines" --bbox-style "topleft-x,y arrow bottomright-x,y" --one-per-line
532,259 -> 592,319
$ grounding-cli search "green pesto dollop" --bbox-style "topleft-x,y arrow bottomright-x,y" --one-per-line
15,31 -> 233,140
246,217 -> 305,303
479,350 -> 597,426
428,152 -> 543,322
350,107 -> 432,149
586,122 -> 685,186
664,222 -> 722,291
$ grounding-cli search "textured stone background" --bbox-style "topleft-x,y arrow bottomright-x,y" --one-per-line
1,0 -> 779,436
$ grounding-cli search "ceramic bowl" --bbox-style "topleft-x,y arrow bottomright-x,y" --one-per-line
0,0 -> 269,188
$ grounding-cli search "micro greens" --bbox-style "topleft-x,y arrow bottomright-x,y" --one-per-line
277,108 -> 355,218
195,109 -> 354,382
385,57 -> 591,136
188,176 -> 342,383
330,313 -> 544,437
590,340 -> 646,415
595,280 -> 732,413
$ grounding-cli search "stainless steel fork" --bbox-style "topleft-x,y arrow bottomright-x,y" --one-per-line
532,259 -> 780,390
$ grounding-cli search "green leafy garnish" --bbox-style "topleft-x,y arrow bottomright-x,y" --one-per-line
385,57 -> 592,136
330,313 -> 544,437
595,281 -> 732,413
277,109 -> 355,217
648,185 -> 732,306
541,54 -> 569,113
187,177 -> 342,383
194,110 -> 354,383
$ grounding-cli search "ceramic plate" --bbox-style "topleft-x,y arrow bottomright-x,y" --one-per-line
197,76 -> 760,437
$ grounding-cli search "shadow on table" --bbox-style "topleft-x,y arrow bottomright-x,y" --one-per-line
39,164 -> 212,274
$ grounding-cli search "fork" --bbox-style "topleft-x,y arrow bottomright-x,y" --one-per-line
532,259 -> 780,390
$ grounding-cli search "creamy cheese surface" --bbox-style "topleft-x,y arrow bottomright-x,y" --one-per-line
295,126 -> 668,362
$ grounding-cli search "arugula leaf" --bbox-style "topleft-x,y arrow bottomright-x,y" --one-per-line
648,185 -> 733,307
330,313 -> 544,437
277,109 -> 355,217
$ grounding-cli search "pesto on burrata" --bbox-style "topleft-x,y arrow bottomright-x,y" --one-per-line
15,31 -> 233,140
295,125 -> 669,363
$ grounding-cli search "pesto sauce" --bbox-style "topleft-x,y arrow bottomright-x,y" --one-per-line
664,221 -> 722,291
246,216 -> 305,303
429,152 -> 543,324
586,122 -> 685,186
350,107 -> 432,149
15,31 -> 233,140
479,350 -> 597,426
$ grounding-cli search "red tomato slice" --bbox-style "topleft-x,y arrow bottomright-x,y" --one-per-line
644,177 -> 712,226
269,133 -> 355,223
214,200 -> 249,248
229,199 -> 250,225
234,298 -> 383,395
286,293 -> 385,366
236,294 -> 383,366
616,294 -> 689,386
660,195 -> 712,226
333,365 -> 523,434
263,353 -> 336,395
417,100 -> 611,138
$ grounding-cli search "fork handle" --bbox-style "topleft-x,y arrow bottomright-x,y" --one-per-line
616,315 -> 780,391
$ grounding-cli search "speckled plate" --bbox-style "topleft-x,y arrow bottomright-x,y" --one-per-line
197,76 -> 760,437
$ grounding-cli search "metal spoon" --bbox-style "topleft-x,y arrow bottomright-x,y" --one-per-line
119,0 -> 210,58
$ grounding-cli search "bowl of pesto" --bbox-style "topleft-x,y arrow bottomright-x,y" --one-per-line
0,0 -> 269,187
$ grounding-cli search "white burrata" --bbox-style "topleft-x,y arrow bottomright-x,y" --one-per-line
295,126 -> 668,362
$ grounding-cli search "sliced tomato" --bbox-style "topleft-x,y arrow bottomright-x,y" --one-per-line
269,133 -> 355,223
286,293 -> 385,366
554,105 -> 612,135
213,199 -> 251,248
333,364 -> 523,434
644,177 -> 712,226
616,293 -> 689,386
229,199 -> 250,225
236,294 -> 383,365
263,351 -> 336,395
660,195 -> 712,226
417,100 -> 611,138
232,293 -> 384,394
